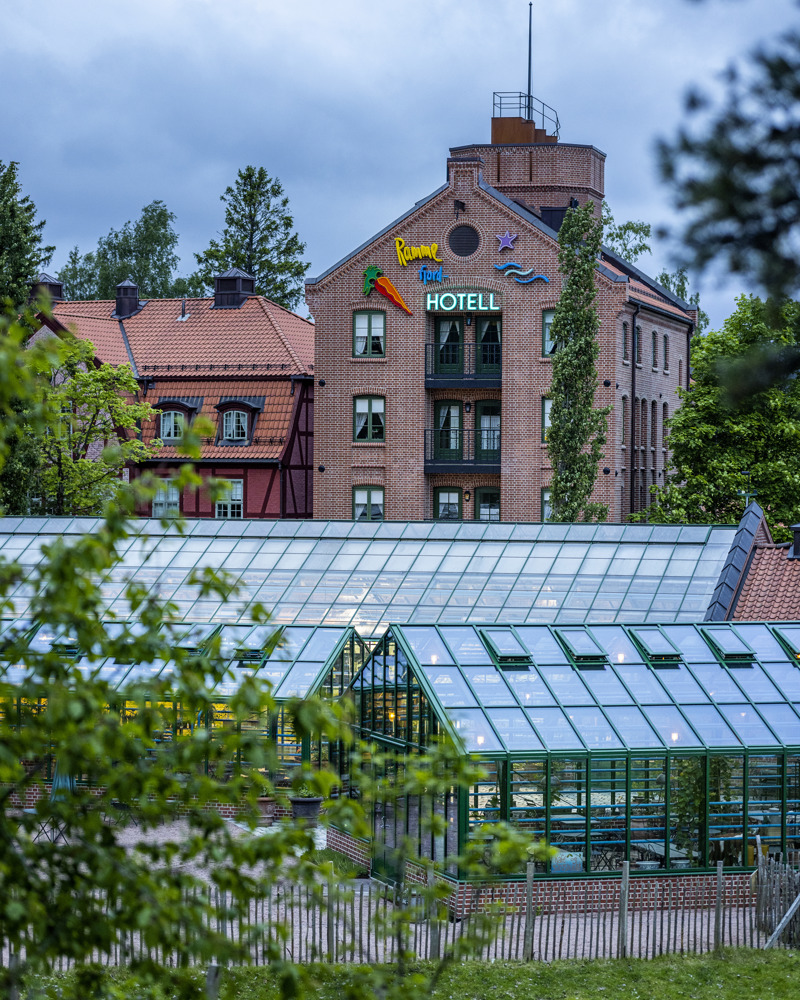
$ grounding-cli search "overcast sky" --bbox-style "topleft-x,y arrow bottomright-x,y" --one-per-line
3,0 -> 797,328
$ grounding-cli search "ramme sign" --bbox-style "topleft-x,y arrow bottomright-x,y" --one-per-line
426,291 -> 500,312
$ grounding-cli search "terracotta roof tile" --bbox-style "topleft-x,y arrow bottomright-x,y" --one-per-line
50,296 -> 314,376
732,544 -> 800,620
141,377 -> 296,461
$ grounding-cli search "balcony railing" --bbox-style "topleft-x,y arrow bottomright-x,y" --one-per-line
425,342 -> 502,385
424,428 -> 501,472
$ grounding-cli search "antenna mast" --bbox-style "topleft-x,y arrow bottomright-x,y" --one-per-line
526,2 -> 533,120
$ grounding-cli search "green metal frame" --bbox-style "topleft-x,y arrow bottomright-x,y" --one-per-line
352,309 -> 386,357
343,622 -> 800,881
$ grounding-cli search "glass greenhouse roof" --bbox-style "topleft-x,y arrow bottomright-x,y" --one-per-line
0,620 -> 358,701
385,622 -> 800,754
0,518 -> 737,636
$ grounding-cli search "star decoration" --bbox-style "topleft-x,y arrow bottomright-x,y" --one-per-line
496,231 -> 518,251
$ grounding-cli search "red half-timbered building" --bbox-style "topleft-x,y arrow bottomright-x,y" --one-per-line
37,269 -> 314,519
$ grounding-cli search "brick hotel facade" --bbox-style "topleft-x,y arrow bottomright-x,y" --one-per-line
306,109 -> 696,523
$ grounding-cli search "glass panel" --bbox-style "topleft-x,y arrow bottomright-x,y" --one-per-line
589,760 -> 627,871
461,666 -> 515,705
557,627 -> 606,660
273,661 -> 324,699
682,704 -> 741,746
578,665 -> 633,704
538,666 -> 594,705
487,707 -> 543,750
761,661 -> 800,700
708,756 -> 745,867
401,628 -> 453,665
510,761 -> 546,845
733,664 -> 782,703
758,703 -> 800,744
590,626 -> 644,665
662,625 -> 715,662
298,629 -> 342,662
504,668 -> 557,707
447,708 -> 503,752
669,756 -> 705,867
630,626 -> 681,660
733,624 -> 789,660
788,756 -> 800,855
419,665 -> 477,707
526,707 -> 583,749
689,662 -> 746,702
614,663 -> 671,704
605,706 -> 663,748
644,706 -> 701,747
550,760 -> 588,873
467,761 -> 500,830
567,707 -> 624,748
515,626 -> 569,664
749,755 -> 783,859
268,627 -> 313,660
719,705 -> 779,745
440,626 -> 491,664
630,758 -> 667,869
653,664 -> 708,704
703,626 -> 753,659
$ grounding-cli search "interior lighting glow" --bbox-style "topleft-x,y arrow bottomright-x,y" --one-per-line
431,654 -> 438,664
671,732 -> 679,742
477,735 -> 485,745
617,653 -> 625,663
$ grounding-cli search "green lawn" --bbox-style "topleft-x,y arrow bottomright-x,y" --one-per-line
29,949 -> 800,999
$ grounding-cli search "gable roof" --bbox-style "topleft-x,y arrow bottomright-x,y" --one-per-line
732,544 -> 800,621
44,296 -> 314,376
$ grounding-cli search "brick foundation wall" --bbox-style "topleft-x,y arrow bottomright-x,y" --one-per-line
324,826 -> 754,918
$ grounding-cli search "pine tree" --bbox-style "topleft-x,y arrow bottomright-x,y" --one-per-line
0,160 -> 55,306
547,202 -> 611,522
194,166 -> 310,309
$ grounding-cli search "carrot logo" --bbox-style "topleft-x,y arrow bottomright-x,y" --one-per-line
363,265 -> 413,315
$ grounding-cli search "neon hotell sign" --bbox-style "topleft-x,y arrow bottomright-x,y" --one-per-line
426,291 -> 500,312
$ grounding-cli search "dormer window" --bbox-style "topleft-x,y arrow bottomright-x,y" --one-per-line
223,409 -> 248,441
160,410 -> 185,440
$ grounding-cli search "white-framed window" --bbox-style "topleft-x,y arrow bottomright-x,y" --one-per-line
223,409 -> 248,441
354,396 -> 385,441
353,311 -> 385,357
152,481 -> 180,518
160,410 -> 185,440
216,479 -> 243,519
541,397 -> 552,443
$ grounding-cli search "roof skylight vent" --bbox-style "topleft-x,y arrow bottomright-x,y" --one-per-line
214,268 -> 256,309
114,277 -> 140,318
701,626 -> 754,666
555,627 -> 607,668
772,625 -> 800,662
480,628 -> 532,668
629,627 -> 682,667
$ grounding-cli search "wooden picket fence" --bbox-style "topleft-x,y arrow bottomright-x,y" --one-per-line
756,851 -> 800,948
10,858 -> 800,971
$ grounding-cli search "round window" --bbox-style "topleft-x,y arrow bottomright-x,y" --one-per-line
448,225 -> 480,257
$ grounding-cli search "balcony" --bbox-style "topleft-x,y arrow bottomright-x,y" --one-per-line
425,342 -> 502,387
424,428 -> 501,474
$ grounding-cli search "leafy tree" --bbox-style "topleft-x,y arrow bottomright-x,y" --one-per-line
601,200 -> 652,263
56,200 -> 183,300
194,166 -> 310,309
640,295 -> 800,540
0,160 -> 55,307
547,203 -> 611,522
29,335 -> 162,516
656,265 -> 710,333
0,399 -> 43,515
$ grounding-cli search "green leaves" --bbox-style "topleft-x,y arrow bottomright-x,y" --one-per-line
194,166 -> 310,310
547,202 -> 611,523
0,160 -> 55,307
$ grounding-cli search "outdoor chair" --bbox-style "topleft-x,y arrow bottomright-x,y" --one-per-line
23,760 -> 76,844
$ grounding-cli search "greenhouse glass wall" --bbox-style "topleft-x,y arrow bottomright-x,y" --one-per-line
344,622 -> 800,879
0,620 -> 365,777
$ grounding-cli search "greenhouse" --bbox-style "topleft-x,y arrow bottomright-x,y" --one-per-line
344,621 -> 800,880
0,517 -> 737,633
0,619 -> 365,774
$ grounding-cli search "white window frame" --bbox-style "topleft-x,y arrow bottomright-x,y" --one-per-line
216,479 -> 244,519
152,481 -> 180,518
160,410 -> 185,441
353,486 -> 384,521
541,488 -> 552,522
223,409 -> 248,441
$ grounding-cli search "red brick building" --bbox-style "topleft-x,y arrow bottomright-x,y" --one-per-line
37,269 -> 314,519
306,106 -> 696,523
